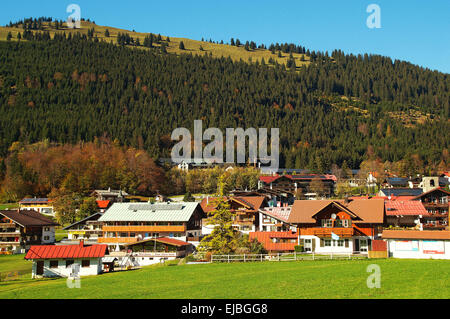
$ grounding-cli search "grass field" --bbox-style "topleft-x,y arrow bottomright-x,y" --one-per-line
0,203 -> 19,210
0,254 -> 448,299
0,21 -> 311,69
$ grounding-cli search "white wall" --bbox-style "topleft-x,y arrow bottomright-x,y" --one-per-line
387,239 -> 450,259
31,258 -> 102,278
41,227 -> 55,244
300,235 -> 370,254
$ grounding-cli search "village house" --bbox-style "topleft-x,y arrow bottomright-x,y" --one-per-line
287,199 -> 385,254
119,237 -> 194,266
0,209 -> 58,254
412,187 -> 449,230
25,241 -> 109,278
62,212 -> 104,244
19,198 -> 54,216
200,196 -> 267,234
91,188 -> 129,203
98,202 -> 205,249
382,230 -> 450,260
384,200 -> 429,230
258,174 -> 337,198
258,206 -> 293,232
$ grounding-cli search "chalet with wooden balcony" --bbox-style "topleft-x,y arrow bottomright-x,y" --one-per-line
384,200 -> 429,229
200,196 -> 267,234
412,187 -> 449,230
62,212 -> 104,244
288,199 -> 385,254
97,202 -> 205,249
0,209 -> 59,254
258,174 -> 337,198
19,198 -> 54,216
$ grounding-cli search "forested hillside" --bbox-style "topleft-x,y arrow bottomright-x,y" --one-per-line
0,28 -> 448,177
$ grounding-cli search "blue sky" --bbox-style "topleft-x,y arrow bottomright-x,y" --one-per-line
1,0 -> 449,73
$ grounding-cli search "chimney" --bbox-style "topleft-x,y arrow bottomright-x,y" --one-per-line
79,239 -> 84,247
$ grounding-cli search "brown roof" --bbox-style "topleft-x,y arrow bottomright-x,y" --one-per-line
412,187 -> 450,200
200,196 -> 266,213
0,210 -> 59,227
288,199 -> 385,224
382,230 -> 450,240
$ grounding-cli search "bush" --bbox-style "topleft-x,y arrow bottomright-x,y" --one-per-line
294,245 -> 304,252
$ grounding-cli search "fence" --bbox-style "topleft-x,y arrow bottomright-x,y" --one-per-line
211,252 -> 368,263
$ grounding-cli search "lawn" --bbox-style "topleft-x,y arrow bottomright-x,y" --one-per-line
0,203 -> 19,210
0,257 -> 448,299
0,254 -> 32,281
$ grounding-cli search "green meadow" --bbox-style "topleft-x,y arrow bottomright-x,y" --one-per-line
0,254 -> 448,299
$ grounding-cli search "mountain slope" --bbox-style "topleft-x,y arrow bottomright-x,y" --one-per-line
0,20 -> 311,68
0,19 -> 448,173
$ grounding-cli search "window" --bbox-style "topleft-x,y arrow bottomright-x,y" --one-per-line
50,260 -> 58,268
66,260 -> 74,268
360,239 -> 368,252
81,260 -> 90,268
324,239 -> 331,247
44,236 -> 50,240
321,220 -> 333,228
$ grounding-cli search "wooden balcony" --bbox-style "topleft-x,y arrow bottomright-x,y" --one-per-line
102,225 -> 186,232
300,227 -> 354,238
0,232 -> 20,236
0,223 -> 15,227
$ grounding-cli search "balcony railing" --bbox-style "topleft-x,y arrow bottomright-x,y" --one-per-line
300,227 -> 354,237
102,225 -> 186,232
98,237 -> 138,243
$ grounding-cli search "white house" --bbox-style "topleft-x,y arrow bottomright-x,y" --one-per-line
25,241 -> 108,278
382,230 -> 450,259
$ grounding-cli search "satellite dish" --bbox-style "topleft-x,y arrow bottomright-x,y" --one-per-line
331,213 -> 337,220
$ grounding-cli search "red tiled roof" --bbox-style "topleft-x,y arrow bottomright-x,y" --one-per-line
25,243 -> 108,259
385,200 -> 429,216
382,230 -> 450,240
249,231 -> 298,252
96,200 -> 111,209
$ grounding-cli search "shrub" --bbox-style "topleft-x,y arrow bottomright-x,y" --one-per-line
294,245 -> 304,252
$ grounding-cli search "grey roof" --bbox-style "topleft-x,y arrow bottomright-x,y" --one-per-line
93,189 -> 129,196
380,188 -> 423,197
98,202 -> 200,222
